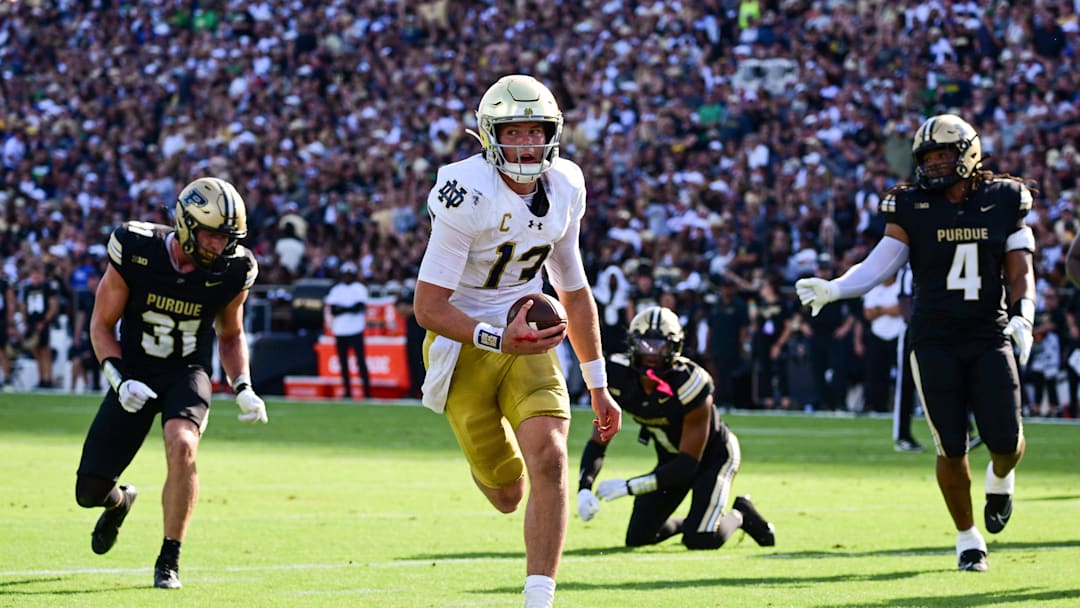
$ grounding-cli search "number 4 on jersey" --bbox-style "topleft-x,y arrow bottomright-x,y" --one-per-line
946,242 -> 981,301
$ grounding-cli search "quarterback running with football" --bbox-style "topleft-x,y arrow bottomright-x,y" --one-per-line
413,74 -> 621,608
796,114 -> 1033,572
75,177 -> 268,589
576,306 -> 776,550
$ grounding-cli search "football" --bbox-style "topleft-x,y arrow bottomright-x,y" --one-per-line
507,293 -> 568,330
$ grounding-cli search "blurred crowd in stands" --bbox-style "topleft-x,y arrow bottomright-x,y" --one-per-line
1,0 -> 1079,415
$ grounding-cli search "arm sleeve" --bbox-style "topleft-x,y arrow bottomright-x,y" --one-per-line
627,452 -> 699,495
832,236 -> 910,299
652,452 -> 700,491
578,439 -> 607,492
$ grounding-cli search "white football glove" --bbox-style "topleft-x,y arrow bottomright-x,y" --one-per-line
1003,316 -> 1033,367
236,388 -> 269,423
795,277 -> 839,317
595,478 -> 630,502
118,379 -> 158,413
577,489 -> 601,521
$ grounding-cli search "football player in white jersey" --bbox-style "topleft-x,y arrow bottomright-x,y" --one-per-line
414,74 -> 622,608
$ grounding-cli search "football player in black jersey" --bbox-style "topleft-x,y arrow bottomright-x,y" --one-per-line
576,306 -> 775,550
18,262 -> 60,388
74,177 -> 268,590
796,114 -> 1034,572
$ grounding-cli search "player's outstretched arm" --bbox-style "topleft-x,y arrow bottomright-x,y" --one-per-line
796,225 -> 910,316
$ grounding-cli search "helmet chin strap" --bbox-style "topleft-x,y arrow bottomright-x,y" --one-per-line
502,162 -> 544,183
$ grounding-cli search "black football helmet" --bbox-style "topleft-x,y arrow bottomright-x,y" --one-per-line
628,306 -> 684,370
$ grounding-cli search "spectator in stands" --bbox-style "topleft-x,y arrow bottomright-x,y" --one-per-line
0,0 -> 1077,416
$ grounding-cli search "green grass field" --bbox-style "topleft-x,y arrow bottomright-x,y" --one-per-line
1,393 -> 1078,608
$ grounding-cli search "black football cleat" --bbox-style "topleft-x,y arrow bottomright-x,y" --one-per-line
733,495 -> 775,547
984,493 -> 1013,534
154,559 -> 182,589
958,548 -> 988,572
91,485 -> 137,555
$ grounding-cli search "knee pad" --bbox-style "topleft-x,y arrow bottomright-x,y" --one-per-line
75,474 -> 115,509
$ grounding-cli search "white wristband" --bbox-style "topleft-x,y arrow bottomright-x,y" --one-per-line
473,322 -> 503,352
580,358 -> 607,390
231,373 -> 252,393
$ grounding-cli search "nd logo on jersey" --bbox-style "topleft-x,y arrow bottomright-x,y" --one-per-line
438,179 -> 467,209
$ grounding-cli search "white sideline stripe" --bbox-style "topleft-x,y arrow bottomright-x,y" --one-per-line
4,543 -> 1074,579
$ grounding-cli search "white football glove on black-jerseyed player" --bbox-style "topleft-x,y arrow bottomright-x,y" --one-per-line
103,358 -> 158,413
118,379 -> 158,413
794,277 -> 838,317
576,489 -> 600,521
231,374 -> 268,423
595,478 -> 631,502
1003,299 -> 1035,367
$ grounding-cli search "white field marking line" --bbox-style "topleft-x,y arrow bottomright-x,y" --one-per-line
6,543 -> 1079,580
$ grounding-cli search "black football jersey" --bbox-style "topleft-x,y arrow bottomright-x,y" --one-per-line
606,353 -> 726,459
20,277 -> 58,324
106,222 -> 258,377
881,179 -> 1032,345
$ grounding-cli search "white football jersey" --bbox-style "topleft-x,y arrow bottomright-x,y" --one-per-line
419,154 -> 586,327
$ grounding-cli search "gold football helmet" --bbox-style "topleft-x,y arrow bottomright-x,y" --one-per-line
628,306 -> 684,369
474,74 -> 563,184
911,114 -> 982,189
175,177 -> 248,271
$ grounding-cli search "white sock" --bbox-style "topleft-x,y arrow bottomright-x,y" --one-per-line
956,526 -> 987,557
985,461 -> 1015,495
523,575 -> 556,608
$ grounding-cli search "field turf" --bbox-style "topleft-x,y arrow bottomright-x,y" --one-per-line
1,393 -> 1077,607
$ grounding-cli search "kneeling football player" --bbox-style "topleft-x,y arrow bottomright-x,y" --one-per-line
577,306 -> 775,549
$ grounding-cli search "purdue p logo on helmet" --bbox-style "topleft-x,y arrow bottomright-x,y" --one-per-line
175,177 -> 248,271
628,306 -> 684,369
474,74 -> 563,184
911,114 -> 982,190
